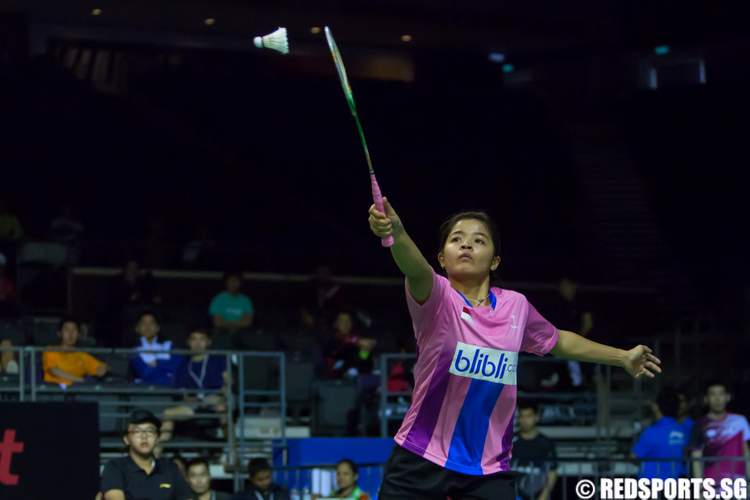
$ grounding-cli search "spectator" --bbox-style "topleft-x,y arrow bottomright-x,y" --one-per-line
541,276 -> 594,389
511,402 -> 558,500
182,223 -> 217,269
49,204 -> 84,263
0,338 -> 18,374
100,410 -> 191,500
0,252 -> 19,317
632,387 -> 690,479
691,380 -> 750,481
323,311 -> 376,379
232,458 -> 290,500
311,265 -> 344,322
161,327 -> 229,442
114,259 -> 162,307
210,271 -> 254,343
329,459 -> 371,500
131,310 -> 180,386
282,305 -> 324,370
42,316 -> 108,386
185,457 -> 231,500
0,198 -> 23,241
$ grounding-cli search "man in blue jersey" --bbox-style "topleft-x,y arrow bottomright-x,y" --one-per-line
633,386 -> 689,479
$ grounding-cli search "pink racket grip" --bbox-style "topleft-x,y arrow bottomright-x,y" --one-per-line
370,173 -> 394,248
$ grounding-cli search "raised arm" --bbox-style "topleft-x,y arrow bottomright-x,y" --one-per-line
369,198 -> 433,302
550,330 -> 662,379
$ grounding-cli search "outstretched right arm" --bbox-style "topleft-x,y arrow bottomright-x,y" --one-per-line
368,198 -> 433,302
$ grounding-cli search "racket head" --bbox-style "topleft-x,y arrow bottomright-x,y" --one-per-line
324,26 -> 357,114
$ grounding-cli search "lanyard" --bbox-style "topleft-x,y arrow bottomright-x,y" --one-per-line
188,356 -> 208,388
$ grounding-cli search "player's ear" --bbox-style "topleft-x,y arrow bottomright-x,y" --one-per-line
490,256 -> 501,271
437,252 -> 446,270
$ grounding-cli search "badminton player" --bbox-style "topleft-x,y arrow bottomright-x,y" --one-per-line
369,200 -> 661,499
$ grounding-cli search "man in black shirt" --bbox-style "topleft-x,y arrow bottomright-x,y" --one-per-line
101,410 -> 192,500
511,402 -> 558,500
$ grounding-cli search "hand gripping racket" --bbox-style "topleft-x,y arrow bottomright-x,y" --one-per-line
324,26 -> 394,248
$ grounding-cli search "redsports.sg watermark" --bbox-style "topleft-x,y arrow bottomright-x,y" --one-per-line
575,478 -> 748,499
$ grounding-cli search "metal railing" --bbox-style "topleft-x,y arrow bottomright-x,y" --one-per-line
0,346 -> 287,491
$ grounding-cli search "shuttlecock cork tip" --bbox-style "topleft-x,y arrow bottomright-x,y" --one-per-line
253,36 -> 263,49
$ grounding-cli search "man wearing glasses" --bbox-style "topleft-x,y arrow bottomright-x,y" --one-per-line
101,410 -> 192,499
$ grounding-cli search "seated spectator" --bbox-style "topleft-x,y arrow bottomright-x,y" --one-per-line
100,410 -> 191,500
232,458 -> 289,500
210,271 -> 254,345
131,310 -> 179,386
632,386 -> 689,479
0,253 -> 19,317
511,402 -> 558,500
0,338 -> 19,374
323,311 -> 376,379
186,457 -> 232,500
330,459 -> 371,500
114,259 -> 162,306
42,316 -> 108,386
161,327 -> 229,442
181,223 -> 217,269
49,203 -> 84,264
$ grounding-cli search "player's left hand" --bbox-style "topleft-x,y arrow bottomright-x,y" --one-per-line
623,345 -> 662,378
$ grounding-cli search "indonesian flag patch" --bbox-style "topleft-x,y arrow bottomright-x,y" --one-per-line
461,306 -> 473,323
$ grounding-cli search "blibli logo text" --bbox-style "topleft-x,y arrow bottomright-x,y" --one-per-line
449,342 -> 518,385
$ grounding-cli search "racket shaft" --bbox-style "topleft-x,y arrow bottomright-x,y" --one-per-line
371,173 -> 394,247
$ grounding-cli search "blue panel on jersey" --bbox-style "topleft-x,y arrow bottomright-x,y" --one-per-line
445,378 -> 505,474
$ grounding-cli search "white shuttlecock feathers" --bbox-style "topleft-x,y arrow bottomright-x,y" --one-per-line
253,27 -> 289,55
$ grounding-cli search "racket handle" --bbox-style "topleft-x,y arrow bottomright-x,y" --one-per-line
370,173 -> 394,248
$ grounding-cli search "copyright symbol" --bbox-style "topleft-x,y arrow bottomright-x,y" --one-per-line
576,479 -> 596,499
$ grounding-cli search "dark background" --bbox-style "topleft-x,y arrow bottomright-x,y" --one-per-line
0,402 -> 100,499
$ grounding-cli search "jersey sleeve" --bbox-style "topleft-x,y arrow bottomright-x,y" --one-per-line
243,296 -> 255,316
100,461 -> 125,494
741,416 -> 750,441
209,294 -> 221,316
83,353 -> 105,376
171,462 -> 193,499
632,428 -> 654,458
404,268 -> 450,343
521,301 -> 559,356
42,351 -> 60,372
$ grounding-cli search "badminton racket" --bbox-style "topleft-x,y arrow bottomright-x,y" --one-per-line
324,26 -> 394,248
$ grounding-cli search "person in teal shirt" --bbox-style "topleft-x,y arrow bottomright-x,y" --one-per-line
210,271 -> 254,345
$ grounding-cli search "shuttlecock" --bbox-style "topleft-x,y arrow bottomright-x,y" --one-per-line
253,27 -> 289,55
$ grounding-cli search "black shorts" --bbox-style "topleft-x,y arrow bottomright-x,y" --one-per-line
378,445 -> 517,500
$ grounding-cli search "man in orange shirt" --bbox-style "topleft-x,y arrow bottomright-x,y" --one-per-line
43,316 -> 108,386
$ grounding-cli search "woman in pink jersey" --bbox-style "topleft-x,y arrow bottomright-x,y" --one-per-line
368,200 -> 662,500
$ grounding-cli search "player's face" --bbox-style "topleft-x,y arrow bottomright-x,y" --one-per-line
124,424 -> 159,457
705,385 -> 730,413
336,463 -> 357,490
518,408 -> 538,432
250,470 -> 272,491
59,322 -> 79,347
187,464 -> 211,494
439,219 -> 499,281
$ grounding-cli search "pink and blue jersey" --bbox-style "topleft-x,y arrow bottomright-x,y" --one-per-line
692,413 -> 750,481
394,270 -> 559,475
